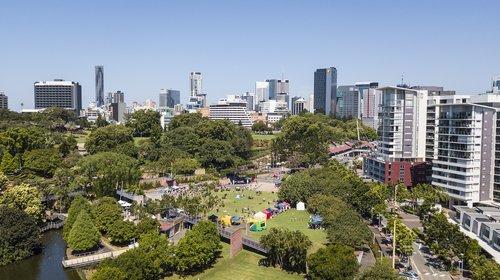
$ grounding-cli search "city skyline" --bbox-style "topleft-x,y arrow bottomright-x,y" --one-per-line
1,1 -> 499,111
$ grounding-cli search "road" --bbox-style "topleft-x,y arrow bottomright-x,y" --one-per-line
397,210 -> 452,280
411,242 -> 450,279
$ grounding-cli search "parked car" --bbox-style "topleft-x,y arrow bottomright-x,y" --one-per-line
399,271 -> 420,280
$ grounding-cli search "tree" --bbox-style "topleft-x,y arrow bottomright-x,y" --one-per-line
2,126 -> 47,155
163,126 -> 200,155
196,139 -> 236,171
125,109 -> 161,137
108,220 -> 137,245
260,227 -> 312,273
252,121 -> 271,133
95,114 -> 109,128
85,125 -> 134,154
0,184 -> 43,222
91,267 -> 126,280
176,221 -> 221,273
77,152 -> 141,197
136,217 -> 160,235
67,210 -> 101,251
308,244 -> 359,280
168,112 -> 204,130
422,212 -> 481,269
470,255 -> 500,280
0,172 -> 8,191
358,261 -> 402,280
277,171 -> 319,206
0,207 -> 41,265
0,152 -> 17,174
308,194 -> 372,248
91,197 -> 123,233
99,248 -> 162,280
63,195 -> 91,240
172,158 -> 200,175
387,214 -> 416,255
22,148 -> 62,177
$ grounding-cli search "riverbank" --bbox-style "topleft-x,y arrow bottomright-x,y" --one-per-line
0,230 -> 81,280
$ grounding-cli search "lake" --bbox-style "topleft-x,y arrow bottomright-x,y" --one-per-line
0,230 -> 81,280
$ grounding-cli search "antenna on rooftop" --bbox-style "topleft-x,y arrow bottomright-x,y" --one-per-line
401,73 -> 404,86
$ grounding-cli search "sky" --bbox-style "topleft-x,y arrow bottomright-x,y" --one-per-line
0,0 -> 499,111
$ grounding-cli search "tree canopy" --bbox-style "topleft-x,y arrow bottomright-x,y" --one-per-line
175,221 -> 221,274
0,207 -> 41,265
67,210 -> 101,252
85,125 -> 134,154
259,227 -> 312,273
91,197 -> 123,233
0,184 -> 43,222
308,244 -> 359,280
77,152 -> 141,197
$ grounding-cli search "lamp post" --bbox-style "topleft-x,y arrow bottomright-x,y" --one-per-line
392,184 -> 398,269
459,253 -> 464,280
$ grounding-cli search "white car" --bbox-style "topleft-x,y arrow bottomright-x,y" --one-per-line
399,271 -> 420,280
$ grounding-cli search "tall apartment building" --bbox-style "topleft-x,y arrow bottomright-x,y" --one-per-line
314,67 -> 337,116
95,65 -> 104,107
427,97 -> 495,207
188,72 -> 206,110
469,94 -> 500,204
364,86 -> 428,187
0,93 -> 7,109
292,97 -> 306,115
34,79 -> 82,112
209,96 -> 253,128
159,89 -> 180,108
266,79 -> 289,100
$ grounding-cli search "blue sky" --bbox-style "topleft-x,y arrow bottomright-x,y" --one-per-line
0,0 -> 499,111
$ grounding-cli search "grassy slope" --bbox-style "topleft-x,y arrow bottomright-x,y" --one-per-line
209,189 -> 278,218
170,242 -> 303,280
248,209 -> 327,254
210,190 -> 327,254
251,134 -> 276,141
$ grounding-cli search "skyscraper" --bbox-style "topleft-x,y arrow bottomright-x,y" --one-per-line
95,65 -> 104,106
113,91 -> 125,103
159,89 -> 181,108
188,72 -> 206,108
266,79 -> 289,100
0,93 -> 7,110
255,81 -> 270,104
34,79 -> 82,112
314,67 -> 337,116
190,72 -> 202,97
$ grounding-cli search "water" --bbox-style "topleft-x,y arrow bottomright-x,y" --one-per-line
0,230 -> 81,280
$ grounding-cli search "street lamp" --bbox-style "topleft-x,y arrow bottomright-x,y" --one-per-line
459,253 -> 464,280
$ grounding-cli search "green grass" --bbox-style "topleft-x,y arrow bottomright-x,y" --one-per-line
248,209 -> 328,254
252,134 -> 276,141
170,242 -> 303,280
133,137 -> 149,146
210,189 -> 278,219
210,190 -> 327,254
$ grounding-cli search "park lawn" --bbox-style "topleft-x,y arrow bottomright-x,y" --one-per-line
133,137 -> 149,146
248,209 -> 328,254
252,134 -> 276,141
71,132 -> 89,144
209,189 -> 278,218
170,242 -> 303,280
